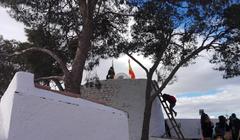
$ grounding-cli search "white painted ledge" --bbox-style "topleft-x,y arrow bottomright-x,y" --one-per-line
0,72 -> 129,140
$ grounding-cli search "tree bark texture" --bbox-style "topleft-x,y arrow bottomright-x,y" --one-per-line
64,0 -> 95,94
141,74 -> 154,140
141,99 -> 153,140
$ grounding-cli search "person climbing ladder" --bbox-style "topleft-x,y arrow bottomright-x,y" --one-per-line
162,93 -> 177,117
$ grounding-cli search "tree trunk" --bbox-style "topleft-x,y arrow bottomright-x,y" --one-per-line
64,31 -> 92,94
64,72 -> 81,94
64,1 -> 95,95
141,74 -> 154,140
141,100 -> 153,140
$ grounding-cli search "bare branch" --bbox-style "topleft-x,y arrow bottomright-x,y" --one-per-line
95,0 -> 104,17
35,76 -> 64,91
150,57 -> 161,75
170,42 -> 184,49
52,79 -> 64,91
150,35 -> 172,75
103,11 -> 135,17
172,32 -> 185,37
200,27 -> 219,47
125,52 -> 149,74
34,76 -> 64,82
150,46 -> 207,102
150,29 -> 231,101
11,47 -> 69,75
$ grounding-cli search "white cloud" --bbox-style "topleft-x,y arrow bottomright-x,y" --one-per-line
175,85 -> 240,118
0,7 -> 27,41
164,54 -> 240,95
160,52 -> 240,119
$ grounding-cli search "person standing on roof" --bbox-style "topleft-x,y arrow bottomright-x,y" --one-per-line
106,66 -> 115,79
162,93 -> 177,117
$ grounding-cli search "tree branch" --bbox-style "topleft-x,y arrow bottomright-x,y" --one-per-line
200,27 -> 218,47
35,76 -> 64,91
125,52 -> 149,74
150,35 -> 172,75
150,29 -> 230,101
103,11 -> 135,17
11,47 -> 69,75
34,76 -> 64,82
171,32 -> 185,37
52,79 -> 64,91
150,46 -> 207,102
95,0 -> 104,17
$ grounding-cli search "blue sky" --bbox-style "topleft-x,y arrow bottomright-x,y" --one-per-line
1,6 -> 240,119
176,89 -> 223,98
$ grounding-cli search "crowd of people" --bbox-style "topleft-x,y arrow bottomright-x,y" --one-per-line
200,111 -> 240,140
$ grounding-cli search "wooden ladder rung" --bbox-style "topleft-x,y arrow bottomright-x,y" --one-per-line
152,80 -> 185,140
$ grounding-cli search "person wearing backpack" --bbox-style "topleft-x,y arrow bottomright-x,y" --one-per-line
215,115 -> 231,139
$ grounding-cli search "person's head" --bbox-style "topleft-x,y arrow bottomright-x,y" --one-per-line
231,113 -> 236,118
162,94 -> 167,99
199,109 -> 205,116
218,115 -> 226,123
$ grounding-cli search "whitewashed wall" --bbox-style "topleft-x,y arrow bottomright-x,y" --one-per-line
0,72 -> 129,140
166,118 -> 218,139
82,79 -> 165,140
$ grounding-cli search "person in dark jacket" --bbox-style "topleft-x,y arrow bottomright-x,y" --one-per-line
215,115 -> 231,139
106,66 -> 115,79
162,94 -> 177,116
229,113 -> 240,140
200,111 -> 214,140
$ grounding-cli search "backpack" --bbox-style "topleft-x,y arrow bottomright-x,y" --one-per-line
215,123 -> 225,137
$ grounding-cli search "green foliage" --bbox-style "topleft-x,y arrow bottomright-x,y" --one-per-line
0,0 -> 130,73
224,4 -> 240,29
132,1 -> 176,54
23,27 -> 65,78
124,0 -> 240,81
1,0 -> 240,87
0,36 -> 28,94
210,3 -> 240,78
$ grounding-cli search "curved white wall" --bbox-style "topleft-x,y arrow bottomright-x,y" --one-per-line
0,72 -> 129,140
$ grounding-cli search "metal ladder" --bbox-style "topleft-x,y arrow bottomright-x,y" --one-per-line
152,80 -> 185,140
